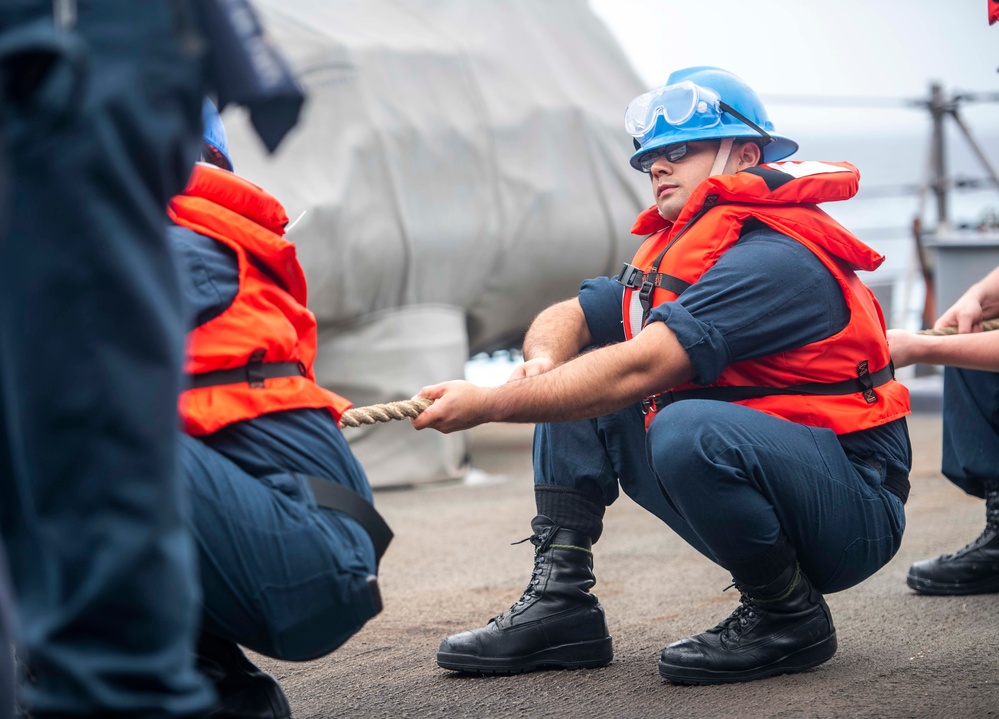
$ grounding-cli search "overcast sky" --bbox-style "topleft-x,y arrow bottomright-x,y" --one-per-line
588,0 -> 999,137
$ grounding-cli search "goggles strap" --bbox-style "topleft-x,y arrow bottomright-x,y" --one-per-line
710,138 -> 734,176
718,101 -> 773,145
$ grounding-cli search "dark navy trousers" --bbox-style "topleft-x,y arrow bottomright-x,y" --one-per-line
0,553 -> 13,719
534,401 -> 906,594
0,1 -> 211,716
942,366 -> 999,498
177,426 -> 380,663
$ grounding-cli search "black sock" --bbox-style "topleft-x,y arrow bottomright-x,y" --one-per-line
535,486 -> 605,543
722,534 -> 797,592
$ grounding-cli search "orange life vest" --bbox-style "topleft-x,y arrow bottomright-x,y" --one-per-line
619,160 -> 911,432
168,163 -> 352,436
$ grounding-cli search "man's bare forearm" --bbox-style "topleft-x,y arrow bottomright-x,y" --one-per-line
414,321 -> 697,433
495,321 -> 694,423
521,298 -> 595,364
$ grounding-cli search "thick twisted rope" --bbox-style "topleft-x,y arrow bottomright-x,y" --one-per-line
917,318 -> 999,336
339,397 -> 433,428
338,320 -> 999,428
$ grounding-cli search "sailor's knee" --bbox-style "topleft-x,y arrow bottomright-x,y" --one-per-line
259,573 -> 382,662
647,400 -> 724,459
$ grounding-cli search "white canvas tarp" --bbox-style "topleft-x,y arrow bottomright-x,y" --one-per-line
223,0 -> 650,485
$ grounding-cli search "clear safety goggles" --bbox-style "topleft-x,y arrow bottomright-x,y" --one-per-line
624,80 -> 773,144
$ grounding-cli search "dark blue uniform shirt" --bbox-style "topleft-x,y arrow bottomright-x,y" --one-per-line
167,224 -> 371,500
578,224 -> 911,484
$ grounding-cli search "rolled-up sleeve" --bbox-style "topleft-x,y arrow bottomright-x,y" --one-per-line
578,276 -> 626,346
645,229 -> 849,385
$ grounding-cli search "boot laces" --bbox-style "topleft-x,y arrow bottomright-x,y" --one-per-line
987,487 -> 999,530
945,487 -> 999,559
491,527 -> 555,622
716,583 -> 759,640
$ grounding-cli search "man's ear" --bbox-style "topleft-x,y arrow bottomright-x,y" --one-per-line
735,140 -> 762,170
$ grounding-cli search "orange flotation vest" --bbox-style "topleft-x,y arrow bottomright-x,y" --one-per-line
618,160 -> 910,432
168,163 -> 352,436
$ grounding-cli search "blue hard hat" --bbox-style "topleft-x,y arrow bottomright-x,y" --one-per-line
626,66 -> 797,172
202,98 -> 234,172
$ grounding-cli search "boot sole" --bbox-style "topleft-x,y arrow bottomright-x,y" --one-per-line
906,573 -> 999,595
658,631 -> 837,685
437,637 -> 613,675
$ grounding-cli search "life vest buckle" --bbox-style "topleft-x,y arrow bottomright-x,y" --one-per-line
617,263 -> 645,289
641,392 -> 671,415
640,397 -> 653,415
857,360 -> 878,404
247,349 -> 267,388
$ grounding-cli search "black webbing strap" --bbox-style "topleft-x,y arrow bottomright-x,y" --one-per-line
884,472 -> 910,505
618,195 -> 720,326
187,357 -> 306,390
643,363 -> 895,414
307,476 -> 393,565
617,264 -> 692,296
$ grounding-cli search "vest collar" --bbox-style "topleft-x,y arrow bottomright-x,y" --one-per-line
183,163 -> 289,236
631,160 -> 862,237
631,204 -> 672,236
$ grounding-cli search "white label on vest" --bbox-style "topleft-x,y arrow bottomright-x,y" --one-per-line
627,289 -> 644,339
765,161 -> 852,178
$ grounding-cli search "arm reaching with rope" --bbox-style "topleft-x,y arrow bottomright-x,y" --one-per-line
888,265 -> 999,371
888,326 -> 999,371
412,321 -> 695,433
934,264 -> 999,333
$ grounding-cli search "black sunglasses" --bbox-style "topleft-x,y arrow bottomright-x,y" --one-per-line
637,142 -> 691,172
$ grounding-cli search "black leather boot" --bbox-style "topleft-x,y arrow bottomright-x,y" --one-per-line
436,515 -> 613,674
658,564 -> 837,685
907,484 -> 999,595
196,632 -> 292,719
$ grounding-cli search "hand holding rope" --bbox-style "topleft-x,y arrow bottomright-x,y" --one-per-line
339,320 -> 999,428
339,397 -> 434,428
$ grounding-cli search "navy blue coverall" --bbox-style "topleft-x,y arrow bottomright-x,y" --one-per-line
0,1 -> 210,716
941,366 -> 999,498
536,225 -> 912,592
169,225 -> 380,661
